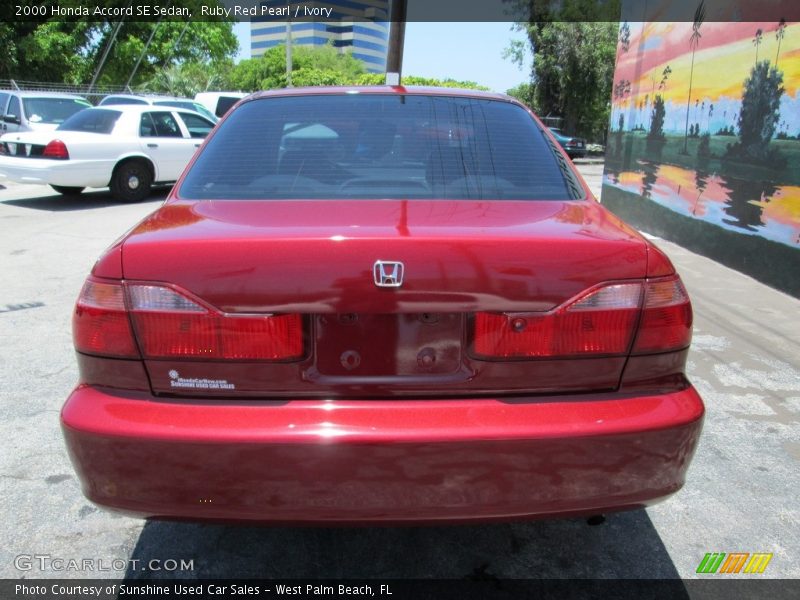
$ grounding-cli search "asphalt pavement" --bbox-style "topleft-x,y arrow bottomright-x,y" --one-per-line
0,165 -> 797,587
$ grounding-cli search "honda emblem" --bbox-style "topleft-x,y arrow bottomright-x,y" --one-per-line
373,260 -> 404,288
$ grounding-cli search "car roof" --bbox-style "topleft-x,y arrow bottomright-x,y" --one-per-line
101,94 -> 194,103
152,98 -> 201,104
246,86 -> 513,103
89,104 -> 206,115
0,91 -> 88,100
195,91 -> 247,99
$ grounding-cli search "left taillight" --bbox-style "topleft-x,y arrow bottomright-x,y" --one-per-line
42,139 -> 69,159
128,283 -> 303,361
73,279 -> 139,358
73,279 -> 304,361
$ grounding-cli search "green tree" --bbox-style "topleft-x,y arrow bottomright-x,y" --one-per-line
291,68 -> 351,87
8,21 -> 95,84
506,82 -> 535,108
734,61 -> 785,160
530,22 -> 618,140
1,1 -> 237,86
227,45 -> 491,92
354,73 -> 488,89
225,53 -> 281,91
509,0 -> 621,142
648,95 -> 666,140
227,44 -> 367,91
391,75 -> 488,89
147,60 -> 233,97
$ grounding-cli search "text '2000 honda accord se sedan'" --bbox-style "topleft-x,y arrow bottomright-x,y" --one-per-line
62,87 -> 703,524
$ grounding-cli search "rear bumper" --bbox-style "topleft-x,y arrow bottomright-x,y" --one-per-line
0,157 -> 112,188
61,385 -> 704,524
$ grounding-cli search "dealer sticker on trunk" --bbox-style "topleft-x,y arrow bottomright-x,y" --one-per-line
168,369 -> 235,390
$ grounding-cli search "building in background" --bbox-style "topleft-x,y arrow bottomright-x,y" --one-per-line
251,1 -> 389,73
602,3 -> 799,297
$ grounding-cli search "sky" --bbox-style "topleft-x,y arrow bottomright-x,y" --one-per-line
232,21 -> 532,93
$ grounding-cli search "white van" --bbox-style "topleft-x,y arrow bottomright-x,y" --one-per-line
194,92 -> 247,119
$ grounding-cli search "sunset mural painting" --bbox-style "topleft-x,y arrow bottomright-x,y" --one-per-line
602,4 -> 800,297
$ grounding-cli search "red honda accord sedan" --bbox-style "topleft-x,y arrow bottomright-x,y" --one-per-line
62,87 -> 703,523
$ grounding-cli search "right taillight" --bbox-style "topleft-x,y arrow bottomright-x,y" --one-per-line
473,282 -> 643,359
631,275 -> 692,354
72,279 -> 304,361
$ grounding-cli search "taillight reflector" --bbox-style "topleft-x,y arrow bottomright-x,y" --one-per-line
127,284 -> 303,361
219,314 -> 303,360
73,280 -> 138,358
473,283 -> 642,359
42,139 -> 69,159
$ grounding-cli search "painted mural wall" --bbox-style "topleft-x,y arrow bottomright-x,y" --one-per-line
601,6 -> 800,296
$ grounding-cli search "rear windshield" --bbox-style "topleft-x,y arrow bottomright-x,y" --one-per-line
179,94 -> 580,201
22,97 -> 91,125
57,109 -> 122,134
214,96 -> 240,117
155,100 -> 217,122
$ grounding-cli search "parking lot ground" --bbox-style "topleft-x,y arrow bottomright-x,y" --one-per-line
0,172 -> 798,587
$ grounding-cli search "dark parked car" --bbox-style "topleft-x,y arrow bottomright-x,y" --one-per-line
62,87 -> 703,524
549,127 -> 587,159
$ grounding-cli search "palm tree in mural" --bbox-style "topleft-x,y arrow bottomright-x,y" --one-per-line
775,18 -> 786,67
619,21 -> 631,52
695,99 -> 700,132
683,1 -> 705,154
753,28 -> 763,64
659,66 -> 672,91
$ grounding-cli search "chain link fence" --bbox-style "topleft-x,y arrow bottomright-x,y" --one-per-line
0,79 -> 142,103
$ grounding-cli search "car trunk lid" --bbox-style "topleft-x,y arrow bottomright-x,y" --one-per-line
121,199 -> 648,397
123,199 -> 646,312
